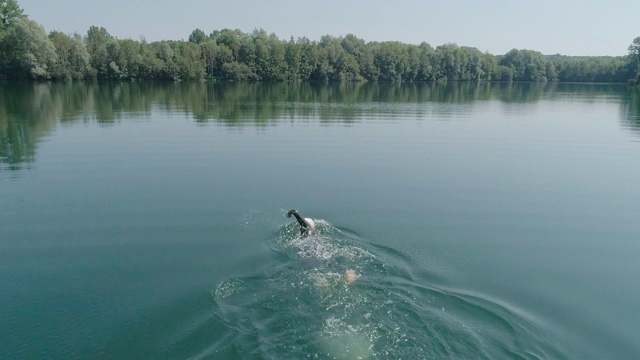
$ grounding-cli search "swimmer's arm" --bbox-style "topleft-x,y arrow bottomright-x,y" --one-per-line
291,212 -> 309,230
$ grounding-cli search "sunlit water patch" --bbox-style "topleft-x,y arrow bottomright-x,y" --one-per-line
211,218 -> 565,359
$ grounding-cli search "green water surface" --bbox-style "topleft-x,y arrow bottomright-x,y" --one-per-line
1,81 -> 639,359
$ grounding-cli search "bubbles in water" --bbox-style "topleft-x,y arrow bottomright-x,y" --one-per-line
212,278 -> 245,300
319,317 -> 376,360
277,220 -> 374,264
308,271 -> 342,290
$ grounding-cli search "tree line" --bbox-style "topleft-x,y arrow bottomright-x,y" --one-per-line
1,0 -> 640,84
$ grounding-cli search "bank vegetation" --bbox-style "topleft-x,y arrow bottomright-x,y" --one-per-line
1,0 -> 639,84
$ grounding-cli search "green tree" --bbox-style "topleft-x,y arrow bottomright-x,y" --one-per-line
552,56 -> 626,82
189,28 -> 206,44
49,31 -> 91,80
296,37 -> 318,81
310,43 -> 332,81
200,39 -> 219,78
2,17 -> 56,78
216,43 -> 234,74
499,49 -> 548,81
461,46 -> 487,81
86,26 -> 112,57
251,29 -> 286,80
222,61 -> 257,80
0,0 -> 23,75
51,32 -> 92,80
373,41 -> 408,81
318,35 -> 360,81
414,42 -> 434,81
49,31 -> 73,79
0,0 -> 23,31
483,52 -> 498,81
69,34 -> 91,79
341,34 -> 374,80
137,40 -> 163,79
629,37 -> 640,59
494,64 -> 514,81
284,37 -> 301,80
153,41 -> 178,79
212,28 -> 245,60
86,26 -> 120,79
115,39 -> 143,79
432,43 -> 466,81
174,41 -> 205,80
628,37 -> 640,85
544,61 -> 557,81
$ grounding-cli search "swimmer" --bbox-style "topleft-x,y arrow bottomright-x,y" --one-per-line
287,209 -> 317,237
345,269 -> 360,285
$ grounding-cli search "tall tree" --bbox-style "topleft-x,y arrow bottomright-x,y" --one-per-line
284,37 -> 301,80
175,41 -> 205,80
86,26 -> 119,78
499,49 -> 548,81
342,34 -> 374,80
200,39 -> 219,78
318,35 -> 360,81
188,28 -> 206,44
296,37 -> 318,81
49,31 -> 73,79
49,31 -> 92,80
212,28 -> 245,60
137,39 -> 163,79
252,29 -> 286,80
0,0 -> 23,30
2,17 -> 56,78
154,41 -> 178,79
628,37 -> 640,85
0,0 -> 24,74
115,39 -> 143,79
415,42 -> 434,81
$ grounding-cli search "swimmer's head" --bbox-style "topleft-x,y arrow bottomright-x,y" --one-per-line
345,269 -> 360,285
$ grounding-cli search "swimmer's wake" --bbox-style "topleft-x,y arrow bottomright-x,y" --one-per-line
209,209 -> 561,359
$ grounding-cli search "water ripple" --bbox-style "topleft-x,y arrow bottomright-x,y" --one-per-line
209,220 -> 566,359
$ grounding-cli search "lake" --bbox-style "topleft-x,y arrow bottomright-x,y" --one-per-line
1,81 -> 639,359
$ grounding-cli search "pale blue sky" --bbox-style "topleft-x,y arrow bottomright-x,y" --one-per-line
18,0 -> 640,56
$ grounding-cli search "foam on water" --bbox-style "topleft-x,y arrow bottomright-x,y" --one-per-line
212,278 -> 246,300
319,317 -> 376,360
277,222 -> 373,263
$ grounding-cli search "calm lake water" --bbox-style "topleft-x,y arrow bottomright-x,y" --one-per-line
1,81 -> 639,359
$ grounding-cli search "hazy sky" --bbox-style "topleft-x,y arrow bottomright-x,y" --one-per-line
18,0 -> 640,56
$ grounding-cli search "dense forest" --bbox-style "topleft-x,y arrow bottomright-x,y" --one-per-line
1,0 -> 639,84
